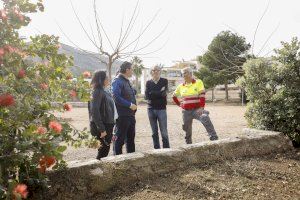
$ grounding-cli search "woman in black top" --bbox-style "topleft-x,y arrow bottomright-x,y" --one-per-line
89,71 -> 116,159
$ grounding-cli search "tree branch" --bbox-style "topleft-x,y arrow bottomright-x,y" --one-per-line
69,0 -> 100,49
257,23 -> 280,56
252,0 -> 271,55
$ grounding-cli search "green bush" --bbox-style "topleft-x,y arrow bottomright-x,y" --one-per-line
238,38 -> 300,144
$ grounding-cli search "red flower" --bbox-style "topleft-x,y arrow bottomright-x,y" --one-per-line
13,184 -> 28,199
18,68 -> 26,78
45,156 -> 56,167
63,103 -> 72,111
38,165 -> 46,173
83,71 -> 91,78
13,7 -> 20,15
69,90 -> 77,98
0,9 -> 8,21
36,126 -> 47,134
49,121 -> 62,134
0,48 -> 4,57
18,14 -> 24,22
39,156 -> 56,173
0,93 -> 15,107
40,83 -> 48,90
4,45 -> 15,53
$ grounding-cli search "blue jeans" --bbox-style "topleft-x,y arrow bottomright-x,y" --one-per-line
147,109 -> 170,149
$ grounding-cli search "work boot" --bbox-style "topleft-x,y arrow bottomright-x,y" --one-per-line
209,135 -> 218,141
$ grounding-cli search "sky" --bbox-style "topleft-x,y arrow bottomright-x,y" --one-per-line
18,0 -> 300,67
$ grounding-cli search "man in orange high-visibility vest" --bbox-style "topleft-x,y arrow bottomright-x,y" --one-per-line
172,67 -> 218,144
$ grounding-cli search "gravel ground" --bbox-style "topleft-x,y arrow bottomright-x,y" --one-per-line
55,104 -> 247,161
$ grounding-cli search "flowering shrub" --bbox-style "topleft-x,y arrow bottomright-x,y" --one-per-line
0,0 -> 97,199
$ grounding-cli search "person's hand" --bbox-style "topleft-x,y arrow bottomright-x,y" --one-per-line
112,134 -> 118,142
196,108 -> 204,116
100,131 -> 107,138
89,140 -> 101,149
130,103 -> 137,111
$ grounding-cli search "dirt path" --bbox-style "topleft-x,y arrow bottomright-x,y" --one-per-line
95,151 -> 300,200
55,104 -> 247,161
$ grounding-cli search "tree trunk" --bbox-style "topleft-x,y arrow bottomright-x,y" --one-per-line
135,76 -> 139,94
224,82 -> 229,101
212,87 -> 215,102
107,57 -> 113,81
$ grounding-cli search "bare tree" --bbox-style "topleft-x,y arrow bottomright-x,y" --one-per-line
62,0 -> 168,80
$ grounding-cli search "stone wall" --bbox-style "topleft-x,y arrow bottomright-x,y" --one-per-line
40,129 -> 293,199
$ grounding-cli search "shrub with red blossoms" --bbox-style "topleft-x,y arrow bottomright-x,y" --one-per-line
0,1 -> 96,199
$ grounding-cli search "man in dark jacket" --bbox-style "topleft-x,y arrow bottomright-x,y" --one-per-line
112,61 -> 137,155
145,65 -> 170,149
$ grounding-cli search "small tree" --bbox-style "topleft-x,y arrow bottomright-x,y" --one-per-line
0,1 -> 96,199
194,66 -> 222,101
238,37 -> 300,146
201,30 -> 250,100
131,56 -> 144,94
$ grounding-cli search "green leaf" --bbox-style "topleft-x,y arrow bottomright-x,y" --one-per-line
56,145 -> 67,152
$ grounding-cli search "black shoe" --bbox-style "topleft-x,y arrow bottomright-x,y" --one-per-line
209,136 -> 218,141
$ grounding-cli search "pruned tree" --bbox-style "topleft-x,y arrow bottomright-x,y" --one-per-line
59,0 -> 168,80
131,56 -> 144,93
194,62 -> 223,101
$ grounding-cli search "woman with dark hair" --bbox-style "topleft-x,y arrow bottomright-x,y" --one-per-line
89,70 -> 117,159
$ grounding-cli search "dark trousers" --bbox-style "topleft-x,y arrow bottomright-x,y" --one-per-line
114,116 -> 136,155
90,122 -> 114,159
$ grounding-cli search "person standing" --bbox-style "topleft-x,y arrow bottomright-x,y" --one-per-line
145,65 -> 170,149
172,67 -> 218,144
89,70 -> 117,159
112,61 -> 137,155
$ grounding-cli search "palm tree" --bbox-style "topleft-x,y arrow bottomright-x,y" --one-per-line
131,56 -> 144,94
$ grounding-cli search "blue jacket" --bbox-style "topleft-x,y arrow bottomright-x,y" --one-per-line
112,74 -> 137,116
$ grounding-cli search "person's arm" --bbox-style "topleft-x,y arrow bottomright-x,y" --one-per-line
197,80 -> 206,108
161,79 -> 168,97
172,85 -> 181,106
91,90 -> 105,133
145,81 -> 151,100
148,79 -> 169,99
112,79 -> 132,107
